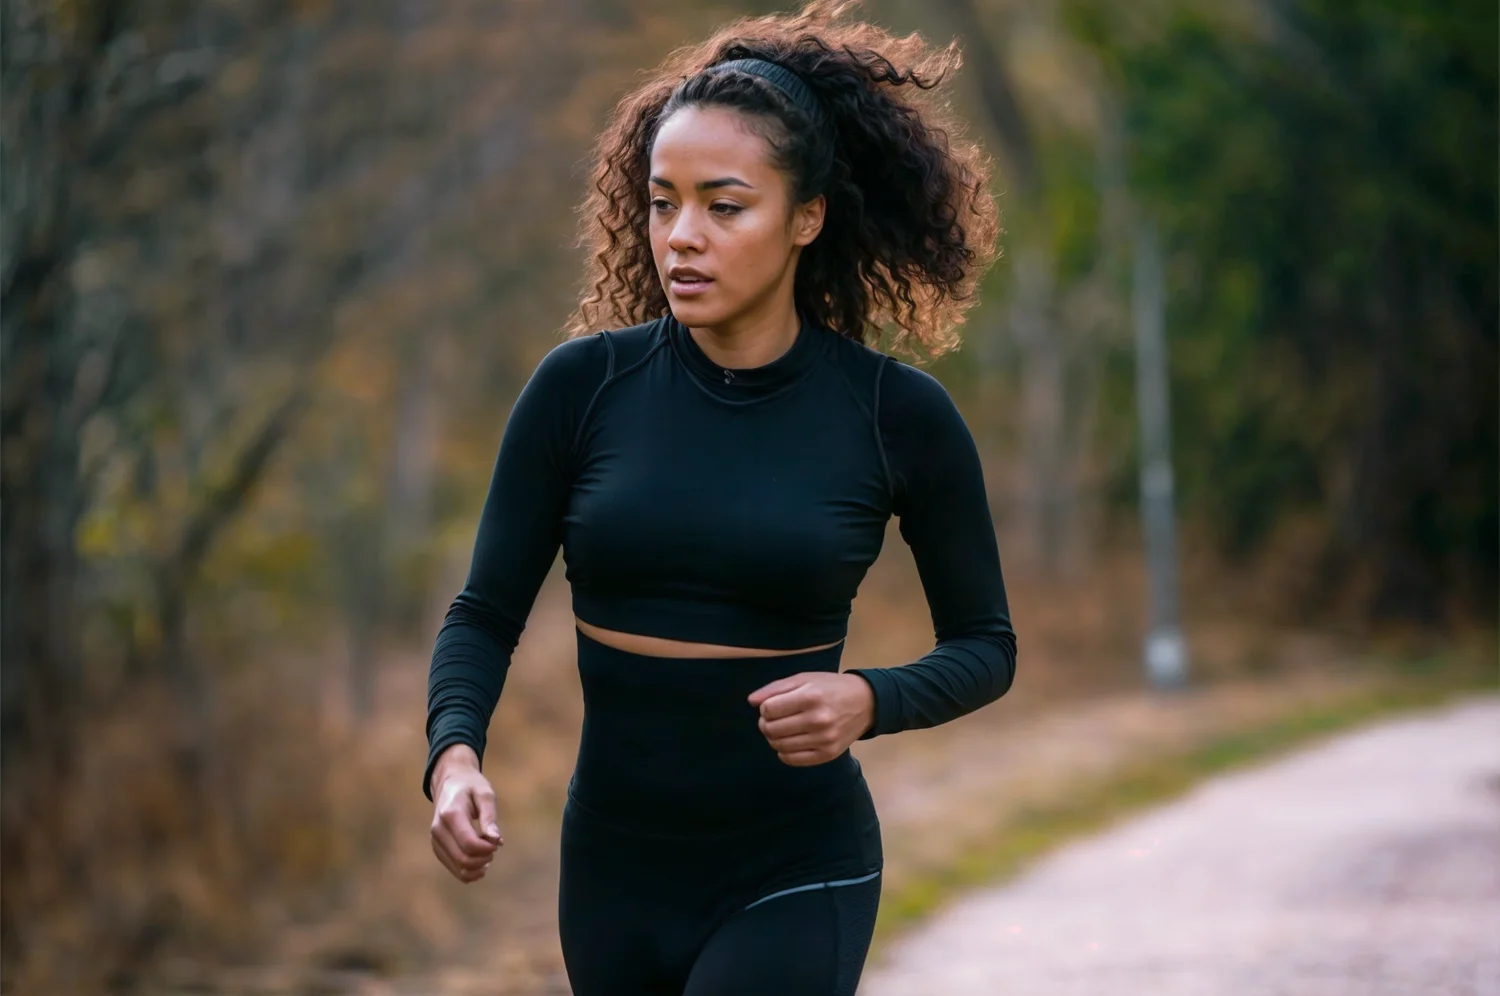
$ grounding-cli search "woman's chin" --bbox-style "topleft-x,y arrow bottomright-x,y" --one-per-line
668,300 -> 731,328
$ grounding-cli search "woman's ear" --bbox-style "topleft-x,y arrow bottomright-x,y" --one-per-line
791,194 -> 826,247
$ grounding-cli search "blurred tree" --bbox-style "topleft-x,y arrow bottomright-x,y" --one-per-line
1070,0 -> 1499,619
2,0 -> 600,750
1,0 -> 222,767
932,0 -> 1130,573
1,0 -> 655,979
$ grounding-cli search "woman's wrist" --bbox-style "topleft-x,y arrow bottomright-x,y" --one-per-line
432,743 -> 480,797
845,669 -> 888,740
843,672 -> 877,739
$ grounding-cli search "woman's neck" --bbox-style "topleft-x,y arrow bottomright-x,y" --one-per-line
688,292 -> 801,371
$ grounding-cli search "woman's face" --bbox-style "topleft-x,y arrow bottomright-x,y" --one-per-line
648,105 -> 824,330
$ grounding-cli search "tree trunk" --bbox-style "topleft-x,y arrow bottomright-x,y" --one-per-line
0,319 -> 87,771
1011,243 -> 1068,571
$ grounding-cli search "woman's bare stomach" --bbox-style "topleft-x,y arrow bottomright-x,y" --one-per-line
575,618 -> 843,659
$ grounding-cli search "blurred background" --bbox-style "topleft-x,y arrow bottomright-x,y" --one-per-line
2,0 -> 1494,993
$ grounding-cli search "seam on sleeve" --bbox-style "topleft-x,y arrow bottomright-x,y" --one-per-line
571,331 -> 615,458
571,329 -> 669,460
872,354 -> 895,501
612,333 -> 667,381
600,328 -> 616,379
823,348 -> 874,423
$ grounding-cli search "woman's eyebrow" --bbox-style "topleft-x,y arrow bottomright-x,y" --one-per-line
649,175 -> 754,191
698,177 -> 753,191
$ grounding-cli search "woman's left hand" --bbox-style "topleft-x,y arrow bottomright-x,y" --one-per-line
748,672 -> 876,766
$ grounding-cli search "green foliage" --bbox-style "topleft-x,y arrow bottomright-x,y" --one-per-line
1072,0 -> 1498,616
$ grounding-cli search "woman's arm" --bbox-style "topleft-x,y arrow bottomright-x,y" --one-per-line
846,360 -> 1017,738
422,334 -> 608,799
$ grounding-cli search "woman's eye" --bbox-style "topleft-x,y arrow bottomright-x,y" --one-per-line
651,199 -> 674,213
711,203 -> 743,216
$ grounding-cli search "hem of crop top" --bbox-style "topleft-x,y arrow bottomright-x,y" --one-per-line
575,619 -> 844,658
571,590 -> 852,654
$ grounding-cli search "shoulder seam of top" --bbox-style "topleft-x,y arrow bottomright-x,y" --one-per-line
570,331 -> 615,461
609,321 -> 668,381
820,336 -> 896,500
572,322 -> 667,456
872,353 -> 895,500
599,328 -> 617,379
822,340 -> 875,424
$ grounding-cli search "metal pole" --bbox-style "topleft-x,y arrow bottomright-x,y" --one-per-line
1132,220 -> 1188,689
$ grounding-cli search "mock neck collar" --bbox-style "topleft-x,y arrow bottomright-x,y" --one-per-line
666,311 -> 825,400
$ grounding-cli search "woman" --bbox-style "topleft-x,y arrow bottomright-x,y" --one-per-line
423,3 -> 1016,992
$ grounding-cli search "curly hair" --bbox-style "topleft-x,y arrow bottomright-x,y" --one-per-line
562,0 -> 1000,360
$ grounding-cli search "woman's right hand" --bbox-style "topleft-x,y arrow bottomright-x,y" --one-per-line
429,744 -> 503,884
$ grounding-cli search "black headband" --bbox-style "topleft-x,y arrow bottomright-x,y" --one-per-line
710,58 -> 826,128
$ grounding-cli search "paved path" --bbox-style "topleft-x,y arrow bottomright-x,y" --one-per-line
861,696 -> 1500,996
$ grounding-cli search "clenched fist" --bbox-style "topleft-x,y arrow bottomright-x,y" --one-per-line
748,671 -> 876,766
429,744 -> 503,884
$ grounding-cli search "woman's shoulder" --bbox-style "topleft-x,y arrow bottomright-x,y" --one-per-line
515,335 -> 611,428
598,316 -> 668,373
821,333 -> 963,428
879,355 -> 958,417
868,350 -> 977,470
531,331 -> 609,387
530,317 -> 666,389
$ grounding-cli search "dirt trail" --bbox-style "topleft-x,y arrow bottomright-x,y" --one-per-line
860,696 -> 1500,996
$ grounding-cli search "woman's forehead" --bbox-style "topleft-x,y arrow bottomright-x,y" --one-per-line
650,107 -> 778,181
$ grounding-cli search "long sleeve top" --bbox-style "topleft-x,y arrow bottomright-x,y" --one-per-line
424,313 -> 1016,799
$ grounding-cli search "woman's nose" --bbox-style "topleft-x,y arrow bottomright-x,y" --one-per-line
667,207 -> 707,253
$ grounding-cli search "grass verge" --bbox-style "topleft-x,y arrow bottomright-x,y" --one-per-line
871,658 -> 1496,951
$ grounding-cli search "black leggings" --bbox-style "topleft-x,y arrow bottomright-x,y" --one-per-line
559,793 -> 882,995
558,632 -> 885,995
678,877 -> 881,995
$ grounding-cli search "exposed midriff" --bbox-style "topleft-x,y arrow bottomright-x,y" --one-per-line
575,617 -> 844,659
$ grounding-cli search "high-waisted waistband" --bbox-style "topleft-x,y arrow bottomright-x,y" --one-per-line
566,628 -> 866,835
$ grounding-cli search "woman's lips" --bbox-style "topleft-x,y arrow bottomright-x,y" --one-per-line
669,275 -> 714,297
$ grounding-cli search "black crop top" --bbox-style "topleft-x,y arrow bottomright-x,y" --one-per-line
423,313 -> 1017,798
